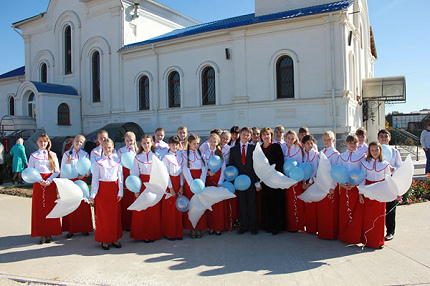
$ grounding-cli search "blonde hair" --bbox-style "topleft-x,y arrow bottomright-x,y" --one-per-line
274,125 -> 285,134
208,133 -> 224,162
366,141 -> 383,162
177,126 -> 188,150
67,135 -> 86,163
124,131 -> 138,151
323,131 -> 335,140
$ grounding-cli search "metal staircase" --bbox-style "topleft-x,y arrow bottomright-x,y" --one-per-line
394,129 -> 420,161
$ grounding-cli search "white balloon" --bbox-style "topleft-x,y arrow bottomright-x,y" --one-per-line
46,178 -> 83,218
252,143 -> 297,189
188,186 -> 236,228
391,155 -> 414,196
299,153 -> 334,203
127,156 -> 169,211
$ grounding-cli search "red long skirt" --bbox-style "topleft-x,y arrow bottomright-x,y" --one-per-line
304,202 -> 317,234
285,183 -> 305,232
317,186 -> 339,240
121,167 -> 135,230
130,174 -> 162,240
94,181 -> 122,243
183,169 -> 207,230
62,178 -> 93,234
362,179 -> 385,249
338,186 -> 363,244
161,176 -> 183,239
206,170 -> 226,232
31,173 -> 62,237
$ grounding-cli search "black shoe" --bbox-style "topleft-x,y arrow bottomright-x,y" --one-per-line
101,243 -> 109,250
81,232 -> 89,236
251,230 -> 258,235
66,233 -> 73,238
272,230 -> 279,235
385,234 -> 394,241
190,230 -> 197,239
143,240 -> 151,243
44,237 -> 52,243
112,242 -> 122,248
196,230 -> 202,238
208,230 -> 215,235
166,237 -> 176,241
176,237 -> 183,240
237,229 -> 247,235
215,231 -> 222,236
379,245 -> 384,249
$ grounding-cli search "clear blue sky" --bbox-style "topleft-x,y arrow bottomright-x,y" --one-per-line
0,0 -> 428,114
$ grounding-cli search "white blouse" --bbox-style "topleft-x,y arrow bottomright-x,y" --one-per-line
182,149 -> 207,185
359,158 -> 391,188
303,149 -> 319,181
28,149 -> 60,182
131,151 -> 154,176
357,143 -> 368,155
90,155 -> 123,198
320,146 -> 340,166
155,140 -> 169,160
162,150 -> 184,188
282,144 -> 303,163
339,150 -> 366,172
203,148 -> 226,186
221,144 -> 231,165
60,149 -> 89,177
118,145 -> 137,156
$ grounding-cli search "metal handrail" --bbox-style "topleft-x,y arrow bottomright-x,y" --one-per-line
394,129 -> 420,161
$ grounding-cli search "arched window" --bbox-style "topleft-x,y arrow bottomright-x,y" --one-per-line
28,92 -> 36,119
168,71 -> 180,108
57,103 -> 70,125
9,96 -> 15,116
92,51 -> 101,103
64,25 -> 72,74
40,63 -> 47,83
139,76 -> 149,110
276,56 -> 294,99
202,67 -> 215,105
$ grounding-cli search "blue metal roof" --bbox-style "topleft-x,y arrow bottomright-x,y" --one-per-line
121,0 -> 354,51
30,81 -> 79,96
0,66 -> 25,80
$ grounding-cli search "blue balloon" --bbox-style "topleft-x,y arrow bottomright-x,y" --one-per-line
61,164 -> 79,179
22,167 -> 43,184
289,166 -> 304,181
283,159 -> 298,176
208,155 -> 222,173
234,175 -> 251,191
300,163 -> 314,181
331,165 -> 349,184
175,195 -> 190,212
125,175 -> 142,193
224,166 -> 239,181
74,180 -> 90,198
221,181 -> 235,194
190,179 -> 205,194
76,157 -> 91,175
121,152 -> 135,170
349,169 -> 365,185
381,144 -> 393,162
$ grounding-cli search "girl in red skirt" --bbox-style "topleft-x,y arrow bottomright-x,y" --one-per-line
161,136 -> 184,240
204,133 -> 226,235
282,130 -> 305,232
338,135 -> 366,244
90,138 -> 123,250
359,142 -> 391,249
61,134 -> 93,238
182,134 -> 207,238
118,131 -> 138,231
130,135 -> 162,242
317,131 -> 340,240
29,133 -> 62,244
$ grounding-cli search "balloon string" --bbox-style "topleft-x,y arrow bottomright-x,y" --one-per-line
42,185 -> 46,208
228,200 -> 233,231
359,201 -> 399,252
345,189 -> 353,225
292,186 -> 299,224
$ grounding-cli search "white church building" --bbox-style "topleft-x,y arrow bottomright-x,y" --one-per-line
0,0 -> 387,149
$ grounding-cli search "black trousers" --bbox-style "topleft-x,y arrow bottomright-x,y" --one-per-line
386,200 -> 397,235
237,186 -> 258,231
0,164 -> 3,184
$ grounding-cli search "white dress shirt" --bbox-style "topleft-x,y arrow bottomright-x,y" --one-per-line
162,150 -> 185,188
282,144 -> 303,163
90,155 -> 123,198
182,149 -> 207,185
28,149 -> 60,182
359,158 -> 391,189
339,150 -> 366,172
203,148 -> 226,185
131,151 -> 154,176
60,149 -> 89,177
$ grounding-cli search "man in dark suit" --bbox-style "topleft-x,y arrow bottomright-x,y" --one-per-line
229,126 -> 261,234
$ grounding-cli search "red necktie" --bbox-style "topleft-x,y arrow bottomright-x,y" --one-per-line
241,145 -> 246,165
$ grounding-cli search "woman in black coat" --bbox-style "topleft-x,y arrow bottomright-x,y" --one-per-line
260,127 -> 286,235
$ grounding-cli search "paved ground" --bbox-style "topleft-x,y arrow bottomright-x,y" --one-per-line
0,193 -> 429,286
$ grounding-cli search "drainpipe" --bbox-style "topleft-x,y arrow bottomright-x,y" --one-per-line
152,44 -> 160,128
329,13 -> 337,144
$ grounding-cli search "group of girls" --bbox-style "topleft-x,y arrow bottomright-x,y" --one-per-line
28,124 -> 399,250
